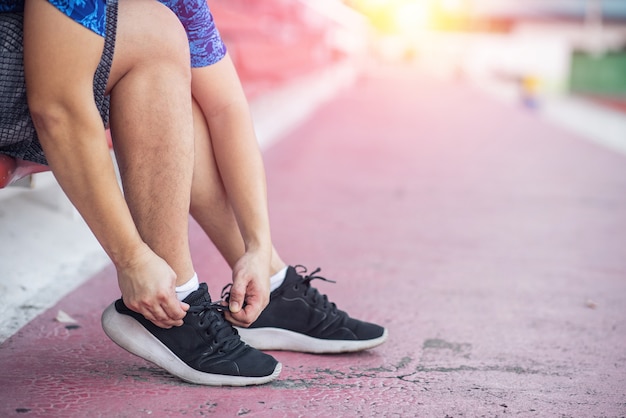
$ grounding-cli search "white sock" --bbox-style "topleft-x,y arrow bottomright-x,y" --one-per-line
175,273 -> 199,301
269,266 -> 288,292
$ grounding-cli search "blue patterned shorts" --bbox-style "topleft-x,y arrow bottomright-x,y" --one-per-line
160,0 -> 228,68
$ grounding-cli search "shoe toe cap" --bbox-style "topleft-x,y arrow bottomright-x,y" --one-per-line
233,346 -> 280,377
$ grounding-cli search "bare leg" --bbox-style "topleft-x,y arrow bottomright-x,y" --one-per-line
108,0 -> 195,285
189,100 -> 286,276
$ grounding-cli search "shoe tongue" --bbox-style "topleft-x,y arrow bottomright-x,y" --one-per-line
280,267 -> 304,288
182,282 -> 212,306
285,266 -> 304,285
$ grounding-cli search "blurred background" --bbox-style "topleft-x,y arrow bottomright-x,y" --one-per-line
212,0 -> 626,112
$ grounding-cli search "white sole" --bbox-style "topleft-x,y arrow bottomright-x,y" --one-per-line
236,327 -> 389,353
101,303 -> 281,386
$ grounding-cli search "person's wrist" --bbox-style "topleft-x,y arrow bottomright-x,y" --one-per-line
242,229 -> 271,254
110,239 -> 151,271
244,242 -> 271,263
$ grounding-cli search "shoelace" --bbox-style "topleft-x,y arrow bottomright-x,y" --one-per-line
219,266 -> 340,313
220,283 -> 235,303
294,266 -> 339,314
187,301 -> 241,352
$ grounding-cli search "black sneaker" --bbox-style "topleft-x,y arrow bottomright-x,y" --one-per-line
235,266 -> 388,353
101,283 -> 281,386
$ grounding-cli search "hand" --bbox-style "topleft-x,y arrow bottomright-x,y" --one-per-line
116,245 -> 189,328
225,250 -> 271,327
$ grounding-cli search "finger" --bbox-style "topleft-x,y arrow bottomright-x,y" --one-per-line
224,311 -> 251,328
228,280 -> 247,314
149,297 -> 184,326
227,302 -> 261,327
160,296 -> 187,321
147,304 -> 171,323
126,300 -> 179,328
141,309 -> 173,329
224,311 -> 243,327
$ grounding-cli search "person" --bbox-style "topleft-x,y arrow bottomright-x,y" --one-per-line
0,0 -> 386,387
2,0 -> 279,386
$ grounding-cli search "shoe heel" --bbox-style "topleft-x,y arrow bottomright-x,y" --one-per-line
101,303 -> 177,368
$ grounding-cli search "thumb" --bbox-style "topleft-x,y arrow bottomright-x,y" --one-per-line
229,281 -> 246,313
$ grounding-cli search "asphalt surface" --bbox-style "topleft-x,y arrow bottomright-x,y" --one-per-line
1,64 -> 625,417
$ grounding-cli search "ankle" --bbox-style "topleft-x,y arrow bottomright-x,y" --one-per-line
269,266 -> 288,292
176,273 -> 199,301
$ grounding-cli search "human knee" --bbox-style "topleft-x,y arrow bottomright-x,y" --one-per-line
109,0 -> 191,90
